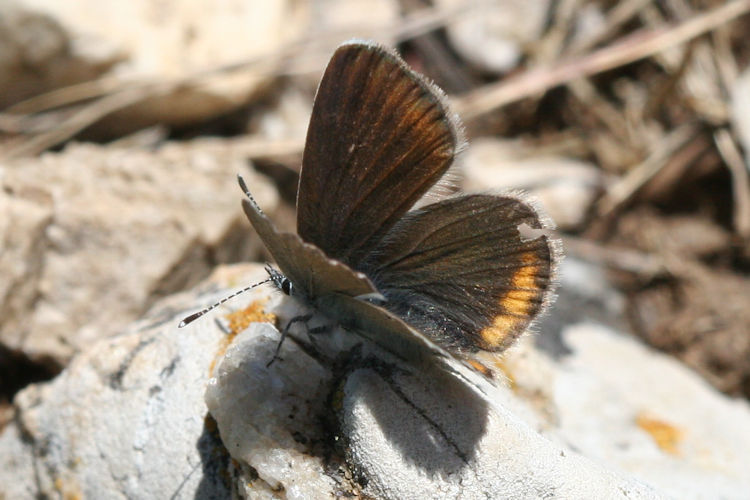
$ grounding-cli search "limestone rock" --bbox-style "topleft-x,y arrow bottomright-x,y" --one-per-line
436,0 -> 550,72
0,265 -> 262,498
2,262 -> 750,499
0,140 -> 277,364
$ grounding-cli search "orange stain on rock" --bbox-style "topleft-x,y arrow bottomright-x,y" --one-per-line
208,299 -> 275,375
636,413 -> 683,455
225,299 -> 275,335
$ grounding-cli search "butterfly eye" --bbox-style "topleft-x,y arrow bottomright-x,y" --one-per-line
281,278 -> 293,296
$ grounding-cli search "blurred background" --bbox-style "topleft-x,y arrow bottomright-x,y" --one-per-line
1,0 -> 749,428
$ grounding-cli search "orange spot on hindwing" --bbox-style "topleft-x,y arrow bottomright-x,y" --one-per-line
479,252 -> 542,350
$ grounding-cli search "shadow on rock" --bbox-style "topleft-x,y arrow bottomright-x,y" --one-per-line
337,354 -> 489,477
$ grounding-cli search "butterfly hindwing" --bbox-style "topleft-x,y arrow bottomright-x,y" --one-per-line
361,194 -> 558,355
316,290 -> 494,397
297,41 -> 461,268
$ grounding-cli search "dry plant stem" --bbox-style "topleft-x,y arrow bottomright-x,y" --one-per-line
0,107 -> 80,135
5,76 -> 126,115
597,124 -> 698,216
557,1 -> 651,164
639,134 -> 713,202
568,78 -> 631,144
538,0 -> 582,62
455,0 -> 750,120
641,41 -> 694,122
712,27 -> 739,90
205,136 -> 306,162
641,3 -> 728,124
714,129 -> 750,238
2,86 -> 171,159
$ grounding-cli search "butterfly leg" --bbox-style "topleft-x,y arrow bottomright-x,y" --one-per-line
268,313 -> 313,367
307,324 -> 332,336
304,323 -> 334,352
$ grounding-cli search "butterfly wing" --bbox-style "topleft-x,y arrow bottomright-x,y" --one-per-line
360,194 -> 559,355
297,41 -> 461,268
241,180 -> 496,395
316,290 -> 495,397
240,177 -> 496,392
239,184 -> 377,298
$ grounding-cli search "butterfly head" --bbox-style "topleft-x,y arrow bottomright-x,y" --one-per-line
265,265 -> 293,296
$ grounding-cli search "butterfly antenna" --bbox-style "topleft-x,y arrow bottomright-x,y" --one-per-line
237,174 -> 262,210
178,278 -> 273,328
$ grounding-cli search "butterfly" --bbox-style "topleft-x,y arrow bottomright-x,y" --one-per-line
184,40 -> 558,391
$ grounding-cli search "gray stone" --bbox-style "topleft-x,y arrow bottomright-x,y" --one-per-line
0,265 -> 261,499
0,140 -> 277,364
3,263 -> 750,499
436,0 -> 550,72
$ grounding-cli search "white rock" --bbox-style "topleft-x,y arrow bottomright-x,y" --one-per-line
310,0 -> 399,41
0,423 -> 37,498
0,1 -> 122,108
0,266 -> 273,498
552,324 -> 750,499
3,262 -> 750,499
0,140 -> 277,364
340,362 -> 660,500
205,323 -> 344,499
204,293 -> 659,499
437,0 -> 550,72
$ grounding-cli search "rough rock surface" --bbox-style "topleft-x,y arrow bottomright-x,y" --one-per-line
2,261 -> 749,499
435,0 -> 550,72
0,140 -> 277,364
0,268 -> 243,499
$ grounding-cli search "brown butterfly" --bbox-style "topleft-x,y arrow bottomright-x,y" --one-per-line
183,41 -> 559,391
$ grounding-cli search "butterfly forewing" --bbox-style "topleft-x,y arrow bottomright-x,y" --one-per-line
361,194 -> 557,355
297,42 -> 460,268
241,196 -> 377,299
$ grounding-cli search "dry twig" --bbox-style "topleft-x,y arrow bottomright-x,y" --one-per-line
596,124 -> 701,216
714,128 -> 750,237
454,0 -> 750,120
